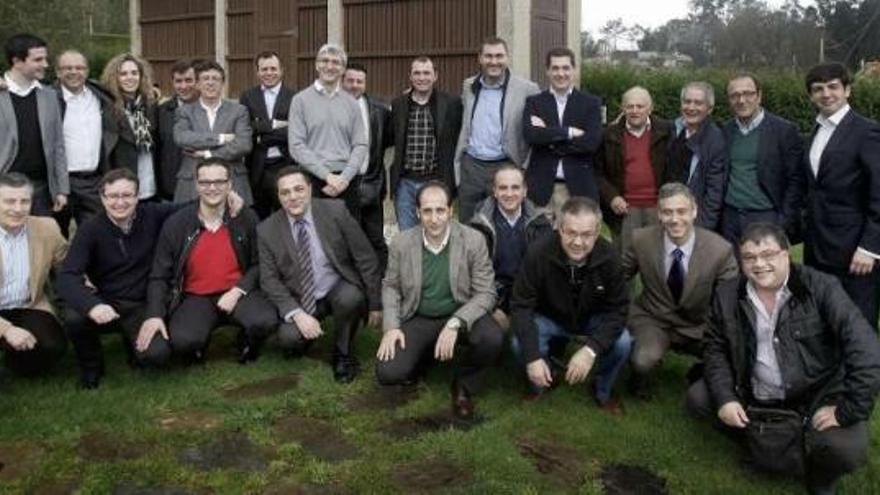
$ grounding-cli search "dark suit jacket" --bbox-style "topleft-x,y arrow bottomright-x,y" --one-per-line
596,117 -> 674,232
239,84 -> 295,188
359,94 -> 391,206
109,98 -> 158,178
799,109 -> 880,268
667,118 -> 728,231
257,199 -> 381,318
523,88 -> 603,206
389,90 -> 462,197
622,225 -> 738,340
723,110 -> 804,233
157,97 -> 186,199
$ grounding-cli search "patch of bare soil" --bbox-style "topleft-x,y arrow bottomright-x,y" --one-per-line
77,432 -> 152,462
380,412 -> 484,440
0,441 -> 44,481
345,383 -> 421,412
391,459 -> 474,493
272,415 -> 360,463
600,463 -> 668,495
178,431 -> 271,472
516,437 -> 585,489
157,410 -> 222,431
220,374 -> 300,400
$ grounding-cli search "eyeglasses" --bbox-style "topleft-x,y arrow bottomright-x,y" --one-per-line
102,192 -> 136,201
196,179 -> 230,189
741,249 -> 784,265
728,90 -> 758,101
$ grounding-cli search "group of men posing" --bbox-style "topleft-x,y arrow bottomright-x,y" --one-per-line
1,31 -> 880,494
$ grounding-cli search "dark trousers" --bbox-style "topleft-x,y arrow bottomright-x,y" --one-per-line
54,171 -> 104,238
375,314 -> 504,395
686,379 -> 869,488
720,205 -> 779,246
254,157 -> 288,220
278,279 -> 365,359
360,199 -> 388,274
0,308 -> 66,376
804,254 -> 880,329
310,174 -> 361,221
29,180 -> 56,218
64,300 -> 171,373
458,154 -> 513,223
168,291 -> 278,356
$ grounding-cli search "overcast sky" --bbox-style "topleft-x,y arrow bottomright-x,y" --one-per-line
582,0 -> 801,33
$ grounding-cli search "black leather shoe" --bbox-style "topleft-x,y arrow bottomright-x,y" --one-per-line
451,381 -> 475,419
237,337 -> 262,364
333,356 -> 359,383
79,369 -> 103,390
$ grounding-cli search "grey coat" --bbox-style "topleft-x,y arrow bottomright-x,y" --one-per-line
454,71 -> 539,181
382,221 -> 496,332
0,86 -> 69,196
172,99 -> 253,204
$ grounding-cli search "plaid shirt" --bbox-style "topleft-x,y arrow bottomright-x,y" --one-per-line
403,98 -> 438,177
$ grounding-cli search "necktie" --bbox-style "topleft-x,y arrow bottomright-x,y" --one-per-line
294,219 -> 317,315
667,247 -> 685,303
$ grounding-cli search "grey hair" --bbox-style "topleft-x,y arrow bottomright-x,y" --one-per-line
316,43 -> 347,68
621,86 -> 653,108
680,81 -> 715,107
657,182 -> 696,206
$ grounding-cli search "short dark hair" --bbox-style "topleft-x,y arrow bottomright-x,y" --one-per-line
0,172 -> 33,190
253,50 -> 281,67
559,196 -> 602,221
194,60 -> 225,81
99,168 -> 139,194
805,62 -> 851,93
480,36 -> 509,54
492,164 -> 525,187
171,59 -> 194,76
728,72 -> 761,94
5,33 -> 47,66
416,180 -> 452,208
196,158 -> 232,179
739,222 -> 790,250
346,62 -> 367,75
275,165 -> 310,187
545,47 -> 576,68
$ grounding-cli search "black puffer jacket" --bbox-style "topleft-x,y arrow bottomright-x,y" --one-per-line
704,264 -> 880,426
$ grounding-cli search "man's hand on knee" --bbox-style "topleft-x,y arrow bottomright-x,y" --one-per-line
136,317 -> 168,352
293,312 -> 323,340
377,328 -> 405,362
718,401 -> 750,428
527,358 -> 552,388
3,326 -> 37,351
812,405 -> 840,432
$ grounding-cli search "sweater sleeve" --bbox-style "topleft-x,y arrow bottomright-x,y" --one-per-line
56,223 -> 104,315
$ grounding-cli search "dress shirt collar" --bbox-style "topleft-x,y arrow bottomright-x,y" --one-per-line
199,98 -> 222,113
626,117 -> 652,138
478,72 -> 507,90
550,86 -> 573,100
663,230 -> 696,260
262,83 -> 280,95
3,72 -> 40,97
313,79 -> 340,97
816,103 -> 850,128
736,108 -> 765,134
423,225 -> 451,255
746,275 -> 791,318
61,84 -> 90,101
496,205 -> 522,227
287,207 -> 314,229
0,223 -> 28,240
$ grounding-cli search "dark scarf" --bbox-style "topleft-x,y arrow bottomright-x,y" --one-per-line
124,96 -> 153,153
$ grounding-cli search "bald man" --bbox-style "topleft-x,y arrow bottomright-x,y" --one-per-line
597,86 -> 674,253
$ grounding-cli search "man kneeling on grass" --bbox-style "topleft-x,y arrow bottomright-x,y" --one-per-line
139,159 -> 276,365
687,223 -> 880,495
510,197 -> 632,415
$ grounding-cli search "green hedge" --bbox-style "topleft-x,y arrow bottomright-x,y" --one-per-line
582,65 -> 880,133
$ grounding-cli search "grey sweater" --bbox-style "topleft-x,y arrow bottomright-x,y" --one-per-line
287,83 -> 368,182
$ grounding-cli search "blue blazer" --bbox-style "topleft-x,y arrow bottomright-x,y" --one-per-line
523,88 -> 603,206
670,118 -> 728,231
799,109 -> 880,268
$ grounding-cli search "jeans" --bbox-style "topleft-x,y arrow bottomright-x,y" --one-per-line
512,313 -> 632,404
394,178 -> 422,231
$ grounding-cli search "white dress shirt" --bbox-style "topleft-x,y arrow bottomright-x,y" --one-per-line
356,96 -> 371,174
62,86 -> 102,173
262,84 -> 282,159
3,72 -> 40,97
809,104 -> 850,178
747,279 -> 791,400
552,87 -> 573,180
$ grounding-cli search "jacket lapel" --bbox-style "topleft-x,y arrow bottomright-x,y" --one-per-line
680,230 -> 704,302
651,229 -> 674,301
253,88 -> 270,121
816,111 -> 854,182
448,224 -> 463,297
26,220 -> 41,302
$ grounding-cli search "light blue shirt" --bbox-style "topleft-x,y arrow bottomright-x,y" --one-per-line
0,225 -> 30,310
284,208 -> 340,320
663,231 -> 695,278
466,76 -> 506,161
736,108 -> 765,135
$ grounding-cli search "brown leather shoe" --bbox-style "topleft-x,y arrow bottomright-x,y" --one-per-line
451,382 -> 475,419
597,397 -> 625,417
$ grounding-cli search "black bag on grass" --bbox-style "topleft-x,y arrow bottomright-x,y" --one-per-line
744,406 -> 807,476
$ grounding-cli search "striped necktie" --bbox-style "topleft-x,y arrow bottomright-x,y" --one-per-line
294,219 -> 317,315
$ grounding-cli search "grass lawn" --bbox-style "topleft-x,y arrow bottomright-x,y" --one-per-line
0,324 -> 878,495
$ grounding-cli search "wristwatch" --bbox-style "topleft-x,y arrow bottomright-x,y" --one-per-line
446,317 -> 462,331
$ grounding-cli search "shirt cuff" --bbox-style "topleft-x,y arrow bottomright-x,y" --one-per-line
857,247 -> 880,260
284,308 -> 302,322
232,286 -> 247,297
567,127 -> 574,139
582,344 -> 596,359
204,150 -> 212,159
